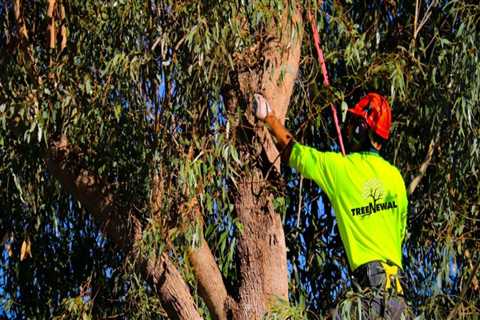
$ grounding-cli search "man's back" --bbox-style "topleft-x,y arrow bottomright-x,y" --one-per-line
289,143 -> 408,271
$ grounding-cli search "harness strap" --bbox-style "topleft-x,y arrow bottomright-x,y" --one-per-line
380,262 -> 404,295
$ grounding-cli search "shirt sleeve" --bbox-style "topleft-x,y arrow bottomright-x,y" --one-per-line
288,143 -> 343,199
399,177 -> 409,243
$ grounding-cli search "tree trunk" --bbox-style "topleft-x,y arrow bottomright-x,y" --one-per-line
235,171 -> 288,319
233,6 -> 302,319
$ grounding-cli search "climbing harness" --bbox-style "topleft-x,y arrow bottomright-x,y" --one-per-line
381,261 -> 404,295
353,261 -> 404,295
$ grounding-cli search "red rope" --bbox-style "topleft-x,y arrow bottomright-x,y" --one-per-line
308,10 -> 346,156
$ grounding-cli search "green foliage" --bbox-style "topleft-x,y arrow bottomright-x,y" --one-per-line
0,0 -> 479,319
263,296 -> 309,320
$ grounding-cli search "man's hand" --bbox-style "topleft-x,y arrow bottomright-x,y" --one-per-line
252,93 -> 294,155
253,93 -> 273,120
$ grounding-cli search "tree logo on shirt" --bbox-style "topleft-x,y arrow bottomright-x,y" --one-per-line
350,178 -> 398,216
362,179 -> 384,206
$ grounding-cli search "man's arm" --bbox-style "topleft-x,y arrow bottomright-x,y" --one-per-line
254,94 -> 294,160
264,114 -> 293,149
253,94 -> 339,197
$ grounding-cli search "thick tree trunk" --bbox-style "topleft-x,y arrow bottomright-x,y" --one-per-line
235,171 -> 288,319
233,6 -> 302,319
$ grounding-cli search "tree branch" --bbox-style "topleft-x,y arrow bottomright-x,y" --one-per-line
47,0 -> 57,49
14,0 -> 29,41
189,239 -> 232,320
145,252 -> 203,320
150,170 -> 231,320
408,137 -> 436,195
46,137 -> 202,320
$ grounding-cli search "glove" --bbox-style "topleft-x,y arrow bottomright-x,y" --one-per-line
253,93 -> 272,121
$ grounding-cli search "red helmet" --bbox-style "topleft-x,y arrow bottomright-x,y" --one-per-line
348,93 -> 392,140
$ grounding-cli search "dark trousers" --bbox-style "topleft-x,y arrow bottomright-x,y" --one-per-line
335,261 -> 410,320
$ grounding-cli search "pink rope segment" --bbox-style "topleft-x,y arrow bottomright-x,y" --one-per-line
308,10 -> 346,156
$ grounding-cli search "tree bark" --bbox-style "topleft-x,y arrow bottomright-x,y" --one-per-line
46,138 -> 203,320
189,239 -> 231,320
233,6 -> 302,319
145,253 -> 203,320
151,169 -> 232,320
235,172 -> 288,319
13,0 -> 29,40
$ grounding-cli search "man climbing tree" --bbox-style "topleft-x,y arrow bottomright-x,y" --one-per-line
254,92 -> 409,319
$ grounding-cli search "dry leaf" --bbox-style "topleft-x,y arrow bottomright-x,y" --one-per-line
6,243 -> 13,257
2,232 -> 13,257
20,239 -> 32,261
472,275 -> 479,291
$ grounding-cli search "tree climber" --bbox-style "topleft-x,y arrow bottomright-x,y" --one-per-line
254,92 -> 409,319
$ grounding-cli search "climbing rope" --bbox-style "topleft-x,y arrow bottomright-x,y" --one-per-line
308,10 -> 346,156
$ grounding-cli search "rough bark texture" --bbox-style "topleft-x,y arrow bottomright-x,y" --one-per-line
46,138 -> 203,320
145,253 -> 203,320
239,8 -> 303,173
189,239 -> 231,320
235,172 -> 289,319
233,7 -> 303,320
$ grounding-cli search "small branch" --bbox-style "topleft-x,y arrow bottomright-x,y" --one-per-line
13,0 -> 29,40
48,0 -> 57,49
414,0 -> 420,39
413,0 -> 437,40
408,137 -> 436,195
60,2 -> 67,50
296,176 -> 303,228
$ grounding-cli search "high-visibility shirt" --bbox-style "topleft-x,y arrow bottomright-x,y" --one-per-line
289,143 -> 408,271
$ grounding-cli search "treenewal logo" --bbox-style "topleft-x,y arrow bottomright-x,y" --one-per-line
350,178 -> 398,216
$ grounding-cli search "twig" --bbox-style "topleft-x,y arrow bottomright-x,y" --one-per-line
296,176 -> 303,228
414,0 -> 420,39
460,259 -> 480,299
414,0 -> 437,40
408,136 -> 436,195
447,258 -> 480,320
